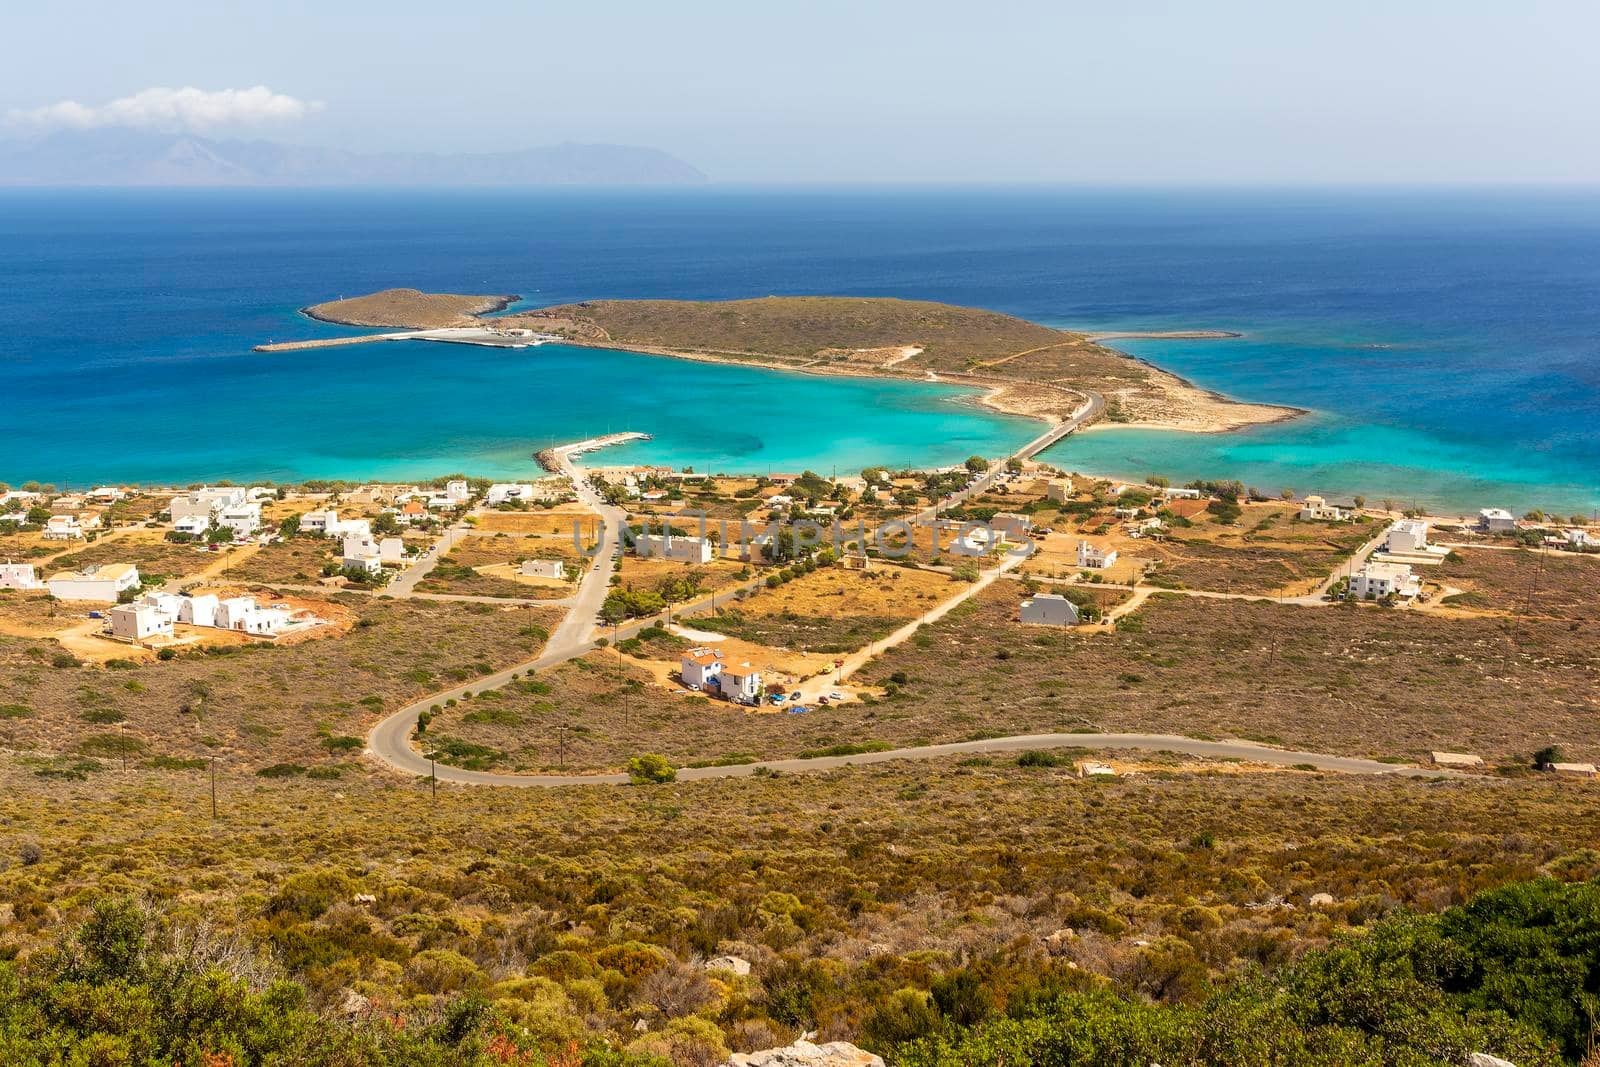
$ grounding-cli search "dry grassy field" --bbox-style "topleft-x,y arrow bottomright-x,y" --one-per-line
863,583 -> 1599,762
1439,546 -> 1600,619
691,564 -> 957,654
417,535 -> 575,600
0,597 -> 562,771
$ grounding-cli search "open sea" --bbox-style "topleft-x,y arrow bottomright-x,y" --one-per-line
1,186 -> 1596,512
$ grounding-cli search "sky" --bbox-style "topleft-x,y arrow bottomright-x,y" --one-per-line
3,0 -> 1597,183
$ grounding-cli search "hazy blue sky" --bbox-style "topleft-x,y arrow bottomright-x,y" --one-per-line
4,0 -> 1597,183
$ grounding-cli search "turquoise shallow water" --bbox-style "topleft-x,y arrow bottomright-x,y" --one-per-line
2,187 -> 1596,509
0,337 -> 1036,484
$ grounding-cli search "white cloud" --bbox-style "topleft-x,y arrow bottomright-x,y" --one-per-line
7,86 -> 323,132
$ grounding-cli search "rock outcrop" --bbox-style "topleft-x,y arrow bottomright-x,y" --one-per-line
726,1039 -> 884,1066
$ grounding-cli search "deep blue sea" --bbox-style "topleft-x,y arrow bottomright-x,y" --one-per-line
1,187 -> 1596,512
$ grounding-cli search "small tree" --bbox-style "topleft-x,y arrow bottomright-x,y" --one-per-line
627,753 -> 677,784
964,456 -> 988,473
1532,745 -> 1565,771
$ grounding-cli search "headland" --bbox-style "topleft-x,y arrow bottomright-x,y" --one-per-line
287,290 -> 1301,435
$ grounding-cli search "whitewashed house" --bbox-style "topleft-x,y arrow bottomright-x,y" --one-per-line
341,534 -> 383,576
141,592 -> 183,621
1349,561 -> 1421,600
1045,478 -> 1074,503
0,563 -> 43,590
1020,592 -> 1080,626
1385,519 -> 1429,553
88,486 -> 127,504
1478,508 -> 1517,533
379,537 -> 406,563
1076,541 -> 1118,569
519,558 -> 566,580
634,533 -> 715,564
302,510 -> 370,540
1162,487 -> 1203,500
109,602 -> 172,641
215,501 -> 262,538
47,564 -> 140,603
215,596 -> 291,635
1299,495 -> 1348,521
179,593 -> 220,627
1563,528 -> 1596,550
170,487 -> 247,526
173,514 -> 209,537
718,663 -> 762,705
300,509 -> 336,535
681,647 -> 722,690
43,515 -> 84,540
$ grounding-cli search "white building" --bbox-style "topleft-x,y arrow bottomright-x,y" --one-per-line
1349,561 -> 1422,601
173,514 -> 209,537
718,663 -> 762,704
634,533 -> 716,564
300,509 -> 336,535
1478,508 -> 1517,533
170,487 -> 247,525
681,647 -> 722,690
519,558 -> 566,580
1020,592 -> 1080,626
301,510 -> 371,540
109,602 -> 172,641
179,593 -> 220,627
88,486 -> 127,503
1299,495 -> 1348,521
141,592 -> 183,619
485,483 -> 536,505
1564,528 -> 1597,550
43,515 -> 84,540
1045,478 -> 1074,503
0,562 -> 42,590
1385,519 -> 1431,553
341,534 -> 383,576
1162,487 -> 1203,500
215,501 -> 262,538
215,596 -> 291,635
1077,541 -> 1118,569
46,564 -> 141,603
443,479 -> 470,503
379,537 -> 406,563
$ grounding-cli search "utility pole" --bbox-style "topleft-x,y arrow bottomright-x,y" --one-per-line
210,756 -> 217,819
431,758 -> 437,801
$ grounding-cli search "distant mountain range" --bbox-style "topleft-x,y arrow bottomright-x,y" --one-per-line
0,129 -> 707,186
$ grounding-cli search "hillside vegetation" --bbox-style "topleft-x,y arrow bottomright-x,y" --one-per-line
2,759 -> 1597,1064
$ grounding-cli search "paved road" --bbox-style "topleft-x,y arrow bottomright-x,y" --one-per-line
388,521 -> 469,598
371,728 -> 1460,788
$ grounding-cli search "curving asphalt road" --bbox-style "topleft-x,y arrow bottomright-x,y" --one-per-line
372,727 -> 1461,788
